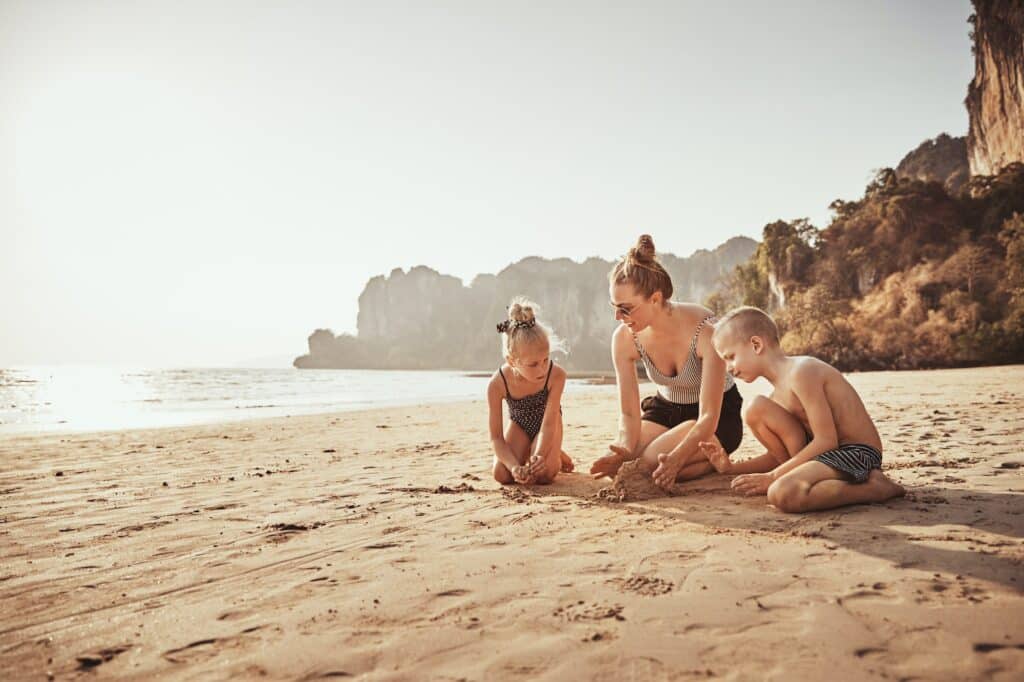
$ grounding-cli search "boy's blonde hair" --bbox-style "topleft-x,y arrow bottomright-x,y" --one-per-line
497,297 -> 565,360
608,234 -> 674,302
714,306 -> 781,346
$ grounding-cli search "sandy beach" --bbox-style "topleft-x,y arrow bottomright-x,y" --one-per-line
1,366 -> 1022,681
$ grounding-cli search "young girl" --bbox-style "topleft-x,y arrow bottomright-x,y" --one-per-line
488,297 -> 574,485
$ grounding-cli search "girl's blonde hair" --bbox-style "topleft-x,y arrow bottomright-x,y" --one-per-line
497,296 -> 566,360
608,234 -> 674,301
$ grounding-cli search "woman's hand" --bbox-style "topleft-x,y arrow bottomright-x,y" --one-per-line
590,444 -> 629,479
652,452 -> 683,489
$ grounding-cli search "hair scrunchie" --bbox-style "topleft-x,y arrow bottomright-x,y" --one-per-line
496,319 -> 536,333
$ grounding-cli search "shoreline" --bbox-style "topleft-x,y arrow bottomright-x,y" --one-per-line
7,363 -> 1019,441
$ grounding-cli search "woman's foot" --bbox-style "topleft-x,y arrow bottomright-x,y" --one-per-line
699,441 -> 733,473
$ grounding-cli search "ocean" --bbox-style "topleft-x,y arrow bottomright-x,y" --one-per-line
0,366 -> 602,434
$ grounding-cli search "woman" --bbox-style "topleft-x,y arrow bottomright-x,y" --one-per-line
589,234 -> 743,488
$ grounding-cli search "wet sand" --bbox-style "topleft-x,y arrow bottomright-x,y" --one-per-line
1,366 -> 1022,680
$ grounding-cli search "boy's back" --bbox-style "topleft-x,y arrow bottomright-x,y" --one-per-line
771,356 -> 882,453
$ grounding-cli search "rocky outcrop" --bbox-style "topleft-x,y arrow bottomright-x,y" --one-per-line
966,1 -> 1024,176
895,134 -> 969,194
294,236 -> 758,371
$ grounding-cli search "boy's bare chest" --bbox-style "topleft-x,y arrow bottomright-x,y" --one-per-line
772,385 -> 809,425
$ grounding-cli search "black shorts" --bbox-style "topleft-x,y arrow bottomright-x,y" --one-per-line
640,385 -> 744,454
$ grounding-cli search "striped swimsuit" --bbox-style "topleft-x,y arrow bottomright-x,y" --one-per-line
632,315 -> 744,453
633,315 -> 735,404
499,362 -> 554,440
814,444 -> 882,483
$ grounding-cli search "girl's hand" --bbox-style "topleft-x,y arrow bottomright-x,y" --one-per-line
512,464 -> 535,485
590,444 -> 629,479
527,453 -> 547,477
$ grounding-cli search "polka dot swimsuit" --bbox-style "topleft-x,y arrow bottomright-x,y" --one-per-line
499,362 -> 554,440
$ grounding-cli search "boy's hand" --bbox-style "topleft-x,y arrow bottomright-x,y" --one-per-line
731,473 -> 772,496
652,452 -> 682,489
590,445 -> 628,479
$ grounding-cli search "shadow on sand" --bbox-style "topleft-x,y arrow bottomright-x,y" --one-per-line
514,470 -> 1024,592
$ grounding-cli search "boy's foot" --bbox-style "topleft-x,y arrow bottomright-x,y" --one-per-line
699,441 -> 732,473
864,469 -> 906,502
560,450 -> 574,473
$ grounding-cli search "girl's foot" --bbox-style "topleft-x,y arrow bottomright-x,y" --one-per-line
560,450 -> 574,472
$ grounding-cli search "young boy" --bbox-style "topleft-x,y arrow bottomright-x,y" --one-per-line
701,306 -> 905,513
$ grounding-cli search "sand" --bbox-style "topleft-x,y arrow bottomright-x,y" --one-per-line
1,366 -> 1022,680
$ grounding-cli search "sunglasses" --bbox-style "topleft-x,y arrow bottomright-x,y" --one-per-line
610,301 -> 639,317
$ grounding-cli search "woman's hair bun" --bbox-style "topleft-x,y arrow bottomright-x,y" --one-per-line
630,234 -> 656,263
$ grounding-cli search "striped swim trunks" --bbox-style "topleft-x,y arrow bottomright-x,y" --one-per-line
814,443 -> 882,483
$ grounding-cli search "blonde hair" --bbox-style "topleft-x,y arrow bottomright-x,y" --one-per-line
608,234 -> 674,301
713,306 -> 781,346
497,296 -> 565,359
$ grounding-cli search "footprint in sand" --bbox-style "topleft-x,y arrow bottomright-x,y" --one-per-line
552,601 -> 626,622
612,575 -> 674,596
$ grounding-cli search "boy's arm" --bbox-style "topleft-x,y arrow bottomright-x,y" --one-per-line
769,367 -> 838,479
529,366 -> 566,470
487,377 -> 521,473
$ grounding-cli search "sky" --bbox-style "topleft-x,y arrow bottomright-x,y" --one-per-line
1,0 -> 975,367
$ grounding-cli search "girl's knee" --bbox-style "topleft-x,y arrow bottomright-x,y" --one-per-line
533,454 -> 561,484
493,462 -> 514,485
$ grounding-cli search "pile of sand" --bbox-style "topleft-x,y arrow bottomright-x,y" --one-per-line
597,459 -> 679,502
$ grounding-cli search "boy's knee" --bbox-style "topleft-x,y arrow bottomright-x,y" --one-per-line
744,396 -> 772,426
767,477 -> 807,513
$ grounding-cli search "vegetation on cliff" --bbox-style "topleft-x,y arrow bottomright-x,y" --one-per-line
707,162 -> 1024,370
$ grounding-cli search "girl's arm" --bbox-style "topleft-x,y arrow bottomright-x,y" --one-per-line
488,376 -> 522,474
529,364 -> 566,473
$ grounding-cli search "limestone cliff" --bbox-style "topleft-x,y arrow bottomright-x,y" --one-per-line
895,134 -> 969,194
966,1 -> 1024,176
294,236 -> 758,371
